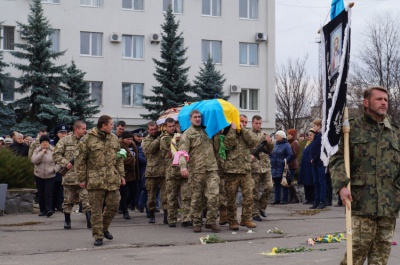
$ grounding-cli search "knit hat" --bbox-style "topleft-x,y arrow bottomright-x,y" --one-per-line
275,130 -> 287,139
287,129 -> 297,139
121,131 -> 133,139
39,135 -> 51,143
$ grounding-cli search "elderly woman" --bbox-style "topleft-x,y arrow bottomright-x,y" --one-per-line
31,135 -> 60,217
270,130 -> 293,205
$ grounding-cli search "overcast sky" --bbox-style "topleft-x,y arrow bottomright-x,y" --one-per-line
275,0 -> 400,77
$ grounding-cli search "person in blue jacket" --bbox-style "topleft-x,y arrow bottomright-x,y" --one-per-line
270,130 -> 293,204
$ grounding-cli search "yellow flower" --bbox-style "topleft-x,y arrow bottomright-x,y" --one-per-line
272,247 -> 278,253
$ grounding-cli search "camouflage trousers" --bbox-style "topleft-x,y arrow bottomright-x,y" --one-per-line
62,185 -> 91,214
219,176 -> 227,211
146,177 -> 167,212
166,173 -> 191,224
225,173 -> 255,223
252,171 -> 272,216
88,189 -> 120,240
189,171 -> 220,227
341,215 -> 396,265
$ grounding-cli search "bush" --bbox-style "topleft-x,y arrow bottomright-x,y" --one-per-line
0,148 -> 35,189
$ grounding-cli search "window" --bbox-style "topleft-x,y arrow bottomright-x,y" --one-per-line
239,0 -> 258,19
122,83 -> 143,106
122,35 -> 144,59
163,0 -> 183,14
80,0 -> 103,7
80,32 -> 102,56
0,26 -> 14,51
201,40 -> 221,63
1,78 -> 15,102
240,89 -> 258,110
202,0 -> 221,16
48,29 -> 60,52
122,0 -> 144,10
88,81 -> 102,105
41,0 -> 60,3
239,43 -> 258,65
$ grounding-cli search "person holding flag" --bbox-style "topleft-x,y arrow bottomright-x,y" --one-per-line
330,86 -> 400,265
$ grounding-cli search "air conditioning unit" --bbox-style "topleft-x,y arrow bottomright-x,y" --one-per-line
255,32 -> 267,42
150,33 -> 160,44
230,85 -> 240,94
110,32 -> 122,43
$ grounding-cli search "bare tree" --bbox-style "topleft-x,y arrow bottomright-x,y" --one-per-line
348,11 -> 400,121
275,56 -> 315,131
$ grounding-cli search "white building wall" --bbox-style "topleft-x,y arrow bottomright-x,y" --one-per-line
0,0 -> 275,131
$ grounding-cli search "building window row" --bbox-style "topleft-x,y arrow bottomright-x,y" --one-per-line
40,0 -> 258,19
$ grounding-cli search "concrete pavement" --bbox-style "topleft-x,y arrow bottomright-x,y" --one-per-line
0,203 -> 399,265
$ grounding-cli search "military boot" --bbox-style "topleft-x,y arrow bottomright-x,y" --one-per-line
64,213 -> 71,229
163,210 -> 168,224
240,220 -> 257,228
85,211 -> 92,229
229,221 -> 239,231
219,210 -> 228,225
148,211 -> 155,223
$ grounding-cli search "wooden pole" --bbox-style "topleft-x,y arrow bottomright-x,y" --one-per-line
342,107 -> 352,265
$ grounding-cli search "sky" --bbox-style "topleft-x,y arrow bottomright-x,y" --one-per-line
275,0 -> 400,77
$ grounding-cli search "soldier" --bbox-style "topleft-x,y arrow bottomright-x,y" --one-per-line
178,110 -> 220,233
28,128 -> 47,159
223,114 -> 258,230
161,118 -> 192,227
330,86 -> 400,265
250,115 -> 273,221
142,121 -> 167,224
53,120 -> 91,229
75,115 -> 126,246
115,120 -> 126,139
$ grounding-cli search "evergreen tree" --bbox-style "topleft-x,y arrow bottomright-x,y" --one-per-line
193,56 -> 229,101
141,6 -> 193,121
10,0 -> 71,135
0,22 -> 16,136
62,60 -> 99,128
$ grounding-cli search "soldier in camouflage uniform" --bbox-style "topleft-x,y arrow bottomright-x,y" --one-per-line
250,115 -> 273,221
142,121 -> 167,224
178,110 -> 220,233
53,120 -> 91,230
28,128 -> 47,159
223,115 -> 258,230
75,115 -> 126,247
330,87 -> 400,265
213,132 -> 228,225
160,118 -> 192,227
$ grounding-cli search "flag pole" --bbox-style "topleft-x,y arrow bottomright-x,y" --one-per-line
342,106 -> 352,265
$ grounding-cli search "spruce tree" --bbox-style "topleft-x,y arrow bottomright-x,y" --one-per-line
10,0 -> 71,135
141,6 -> 193,121
193,56 -> 229,101
62,60 -> 99,128
0,23 -> 16,136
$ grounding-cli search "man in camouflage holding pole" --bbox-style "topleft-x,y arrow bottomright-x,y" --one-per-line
178,110 -> 220,233
53,120 -> 91,230
250,115 -> 273,221
330,86 -> 400,265
75,115 -> 126,246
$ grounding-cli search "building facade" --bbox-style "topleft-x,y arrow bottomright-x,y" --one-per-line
0,0 -> 275,130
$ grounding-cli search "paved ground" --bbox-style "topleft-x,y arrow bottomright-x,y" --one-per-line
0,203 -> 399,265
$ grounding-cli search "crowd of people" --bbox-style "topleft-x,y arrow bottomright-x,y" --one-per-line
1,86 -> 399,264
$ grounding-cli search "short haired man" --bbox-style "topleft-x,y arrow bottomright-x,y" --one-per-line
250,115 -> 273,221
115,120 -> 126,139
28,128 -> 47,159
330,86 -> 400,264
178,110 -> 220,233
9,133 -> 29,156
53,120 -> 91,230
75,115 -> 126,246
142,121 -> 167,224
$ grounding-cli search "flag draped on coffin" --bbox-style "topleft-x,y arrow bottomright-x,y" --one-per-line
320,3 -> 351,166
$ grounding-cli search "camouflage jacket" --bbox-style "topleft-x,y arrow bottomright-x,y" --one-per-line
75,128 -> 124,191
53,134 -> 81,186
28,137 -> 40,159
142,133 -> 165,178
251,129 -> 273,174
160,131 -> 181,179
178,125 -> 218,173
330,112 -> 400,217
223,127 -> 258,174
